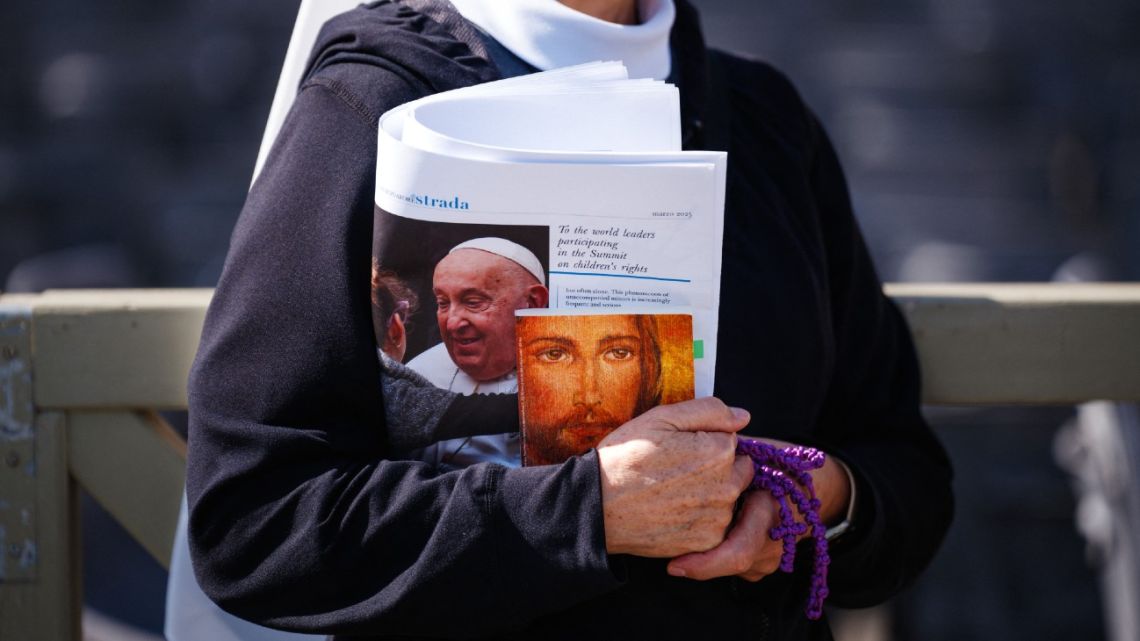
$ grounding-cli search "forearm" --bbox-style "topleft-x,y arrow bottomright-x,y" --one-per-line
380,355 -> 520,451
821,421 -> 954,607
188,421 -> 618,635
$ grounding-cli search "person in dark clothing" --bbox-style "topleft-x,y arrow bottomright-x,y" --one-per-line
185,1 -> 954,640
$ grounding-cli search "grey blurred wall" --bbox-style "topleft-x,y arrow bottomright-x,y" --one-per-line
4,0 -> 1137,287
2,0 -> 301,290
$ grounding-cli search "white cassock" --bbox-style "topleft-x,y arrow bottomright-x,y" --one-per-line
405,342 -> 521,469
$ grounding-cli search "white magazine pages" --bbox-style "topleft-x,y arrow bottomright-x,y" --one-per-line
373,62 -> 726,397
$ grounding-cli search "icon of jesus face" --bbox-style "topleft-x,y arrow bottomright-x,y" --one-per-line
517,314 -> 662,465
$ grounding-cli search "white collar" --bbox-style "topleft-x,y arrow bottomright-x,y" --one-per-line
448,0 -> 674,80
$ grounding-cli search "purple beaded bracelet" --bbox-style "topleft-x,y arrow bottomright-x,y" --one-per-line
735,437 -> 830,620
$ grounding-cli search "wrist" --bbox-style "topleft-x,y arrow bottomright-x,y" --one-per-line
817,456 -> 854,527
823,457 -> 857,541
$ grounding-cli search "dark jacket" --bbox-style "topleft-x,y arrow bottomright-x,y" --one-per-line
186,1 -> 954,639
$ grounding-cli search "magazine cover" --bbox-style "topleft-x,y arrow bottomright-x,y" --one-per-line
515,310 -> 695,466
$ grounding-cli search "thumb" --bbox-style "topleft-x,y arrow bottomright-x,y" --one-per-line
650,397 -> 750,434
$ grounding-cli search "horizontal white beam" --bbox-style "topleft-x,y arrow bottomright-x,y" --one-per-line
4,290 -> 211,409
1,285 -> 1138,408
887,283 -> 1140,404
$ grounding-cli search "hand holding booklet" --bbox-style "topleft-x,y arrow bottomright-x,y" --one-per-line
371,62 -> 726,463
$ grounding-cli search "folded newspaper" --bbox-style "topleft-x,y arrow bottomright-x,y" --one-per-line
370,62 -> 727,462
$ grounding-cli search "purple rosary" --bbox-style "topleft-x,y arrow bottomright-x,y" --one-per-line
735,437 -> 830,620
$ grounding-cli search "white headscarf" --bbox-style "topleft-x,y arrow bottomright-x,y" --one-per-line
447,0 -> 675,80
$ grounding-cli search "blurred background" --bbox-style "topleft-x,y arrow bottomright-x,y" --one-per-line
2,0 -> 1138,639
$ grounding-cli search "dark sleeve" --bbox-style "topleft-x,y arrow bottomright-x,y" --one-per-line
380,354 -> 520,450
186,74 -> 618,637
806,114 -> 955,607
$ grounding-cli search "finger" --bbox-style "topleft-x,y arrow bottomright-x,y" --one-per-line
667,492 -> 772,581
732,454 -> 754,494
654,397 -> 750,434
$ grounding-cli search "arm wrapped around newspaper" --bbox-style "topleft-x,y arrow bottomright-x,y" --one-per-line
378,354 -> 518,451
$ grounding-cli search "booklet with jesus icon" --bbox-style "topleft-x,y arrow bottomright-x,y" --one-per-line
515,309 -> 695,466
